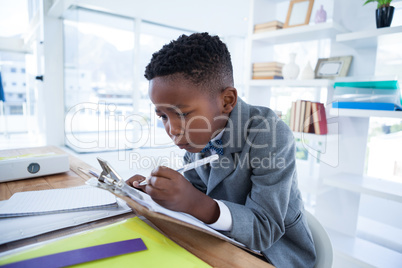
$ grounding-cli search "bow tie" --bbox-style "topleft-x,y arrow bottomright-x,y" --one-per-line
201,139 -> 224,155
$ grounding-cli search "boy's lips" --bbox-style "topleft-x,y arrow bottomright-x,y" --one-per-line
176,143 -> 190,149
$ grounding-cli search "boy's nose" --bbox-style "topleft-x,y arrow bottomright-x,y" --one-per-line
168,120 -> 184,137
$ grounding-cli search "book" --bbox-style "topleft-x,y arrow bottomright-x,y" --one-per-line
289,101 -> 296,131
299,101 -> 307,132
0,186 -> 118,218
294,100 -> 302,132
252,64 -> 283,79
303,101 -> 313,133
253,62 -> 284,68
254,20 -> 284,29
289,100 -> 327,134
311,102 -> 328,135
254,20 -> 284,33
332,102 -> 399,111
252,75 -> 283,80
253,64 -> 283,71
254,26 -> 282,33
252,71 -> 283,77
252,66 -> 283,72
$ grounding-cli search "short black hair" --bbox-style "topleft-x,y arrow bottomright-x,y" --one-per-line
144,32 -> 234,95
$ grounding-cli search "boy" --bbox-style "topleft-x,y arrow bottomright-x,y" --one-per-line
127,32 -> 316,267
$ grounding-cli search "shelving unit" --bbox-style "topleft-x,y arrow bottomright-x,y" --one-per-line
246,1 -> 402,267
324,173 -> 402,203
292,131 -> 336,142
249,79 -> 333,87
252,21 -> 346,45
336,25 -> 402,48
330,108 -> 402,118
326,228 -> 402,268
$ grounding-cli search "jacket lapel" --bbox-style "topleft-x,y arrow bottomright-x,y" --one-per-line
206,98 -> 250,194
194,152 -> 210,186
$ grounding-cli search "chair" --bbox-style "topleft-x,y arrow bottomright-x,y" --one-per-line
305,210 -> 333,268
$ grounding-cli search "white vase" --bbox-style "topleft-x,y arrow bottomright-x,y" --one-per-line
282,53 -> 300,80
300,61 -> 315,80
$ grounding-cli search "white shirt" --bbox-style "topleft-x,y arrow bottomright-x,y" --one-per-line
204,130 -> 233,231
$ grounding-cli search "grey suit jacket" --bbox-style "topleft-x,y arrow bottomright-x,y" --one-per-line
183,98 -> 316,267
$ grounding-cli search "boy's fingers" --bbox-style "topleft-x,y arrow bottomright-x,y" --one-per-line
148,176 -> 170,190
151,166 -> 180,179
126,175 -> 146,186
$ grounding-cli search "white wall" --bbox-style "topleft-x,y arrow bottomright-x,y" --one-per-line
53,0 -> 251,37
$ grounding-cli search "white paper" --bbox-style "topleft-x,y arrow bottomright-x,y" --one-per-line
0,198 -> 131,245
0,186 -> 117,217
87,178 -> 261,255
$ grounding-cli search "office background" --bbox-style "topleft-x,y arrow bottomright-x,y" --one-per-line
0,0 -> 401,267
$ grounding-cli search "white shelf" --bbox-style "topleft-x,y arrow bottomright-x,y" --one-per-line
329,108 -> 402,118
252,22 -> 346,45
293,132 -> 337,143
323,173 -> 402,203
298,176 -> 331,196
249,79 -> 333,87
326,228 -> 402,268
336,25 -> 402,48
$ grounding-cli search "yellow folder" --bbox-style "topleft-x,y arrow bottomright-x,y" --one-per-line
0,217 -> 211,267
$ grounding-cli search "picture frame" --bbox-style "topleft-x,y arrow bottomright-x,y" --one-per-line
284,0 -> 315,28
314,56 -> 353,79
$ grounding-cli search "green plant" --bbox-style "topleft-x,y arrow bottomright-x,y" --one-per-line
363,0 -> 393,9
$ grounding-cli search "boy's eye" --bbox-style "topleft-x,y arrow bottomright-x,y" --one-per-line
176,112 -> 189,118
157,114 -> 168,120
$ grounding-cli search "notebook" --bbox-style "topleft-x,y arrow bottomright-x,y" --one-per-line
0,198 -> 131,245
0,186 -> 117,218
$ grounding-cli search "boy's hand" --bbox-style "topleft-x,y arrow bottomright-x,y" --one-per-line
126,174 -> 147,192
145,166 -> 220,224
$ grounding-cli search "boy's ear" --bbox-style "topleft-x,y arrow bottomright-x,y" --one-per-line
220,87 -> 237,114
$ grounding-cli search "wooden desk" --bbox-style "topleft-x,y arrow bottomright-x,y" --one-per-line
0,146 -> 272,268
0,146 -> 94,200
0,146 -> 135,253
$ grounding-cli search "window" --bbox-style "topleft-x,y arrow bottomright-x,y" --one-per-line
366,117 -> 402,183
0,51 -> 37,149
138,22 -> 193,148
64,7 -> 136,152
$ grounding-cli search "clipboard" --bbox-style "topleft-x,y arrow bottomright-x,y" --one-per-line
86,158 -> 269,268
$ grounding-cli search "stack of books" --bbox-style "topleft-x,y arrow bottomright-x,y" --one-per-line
252,62 -> 284,80
289,100 -> 328,135
332,80 -> 402,111
253,20 -> 284,34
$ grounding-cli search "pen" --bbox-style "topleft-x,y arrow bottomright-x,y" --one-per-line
139,154 -> 219,186
89,170 -> 99,178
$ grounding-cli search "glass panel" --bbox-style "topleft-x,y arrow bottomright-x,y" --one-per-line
369,14 -> 402,183
365,117 -> 402,183
138,22 -> 193,148
0,50 -> 43,149
64,7 -> 135,152
0,0 -> 29,38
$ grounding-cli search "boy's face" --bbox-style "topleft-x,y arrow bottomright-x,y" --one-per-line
149,76 -> 229,153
